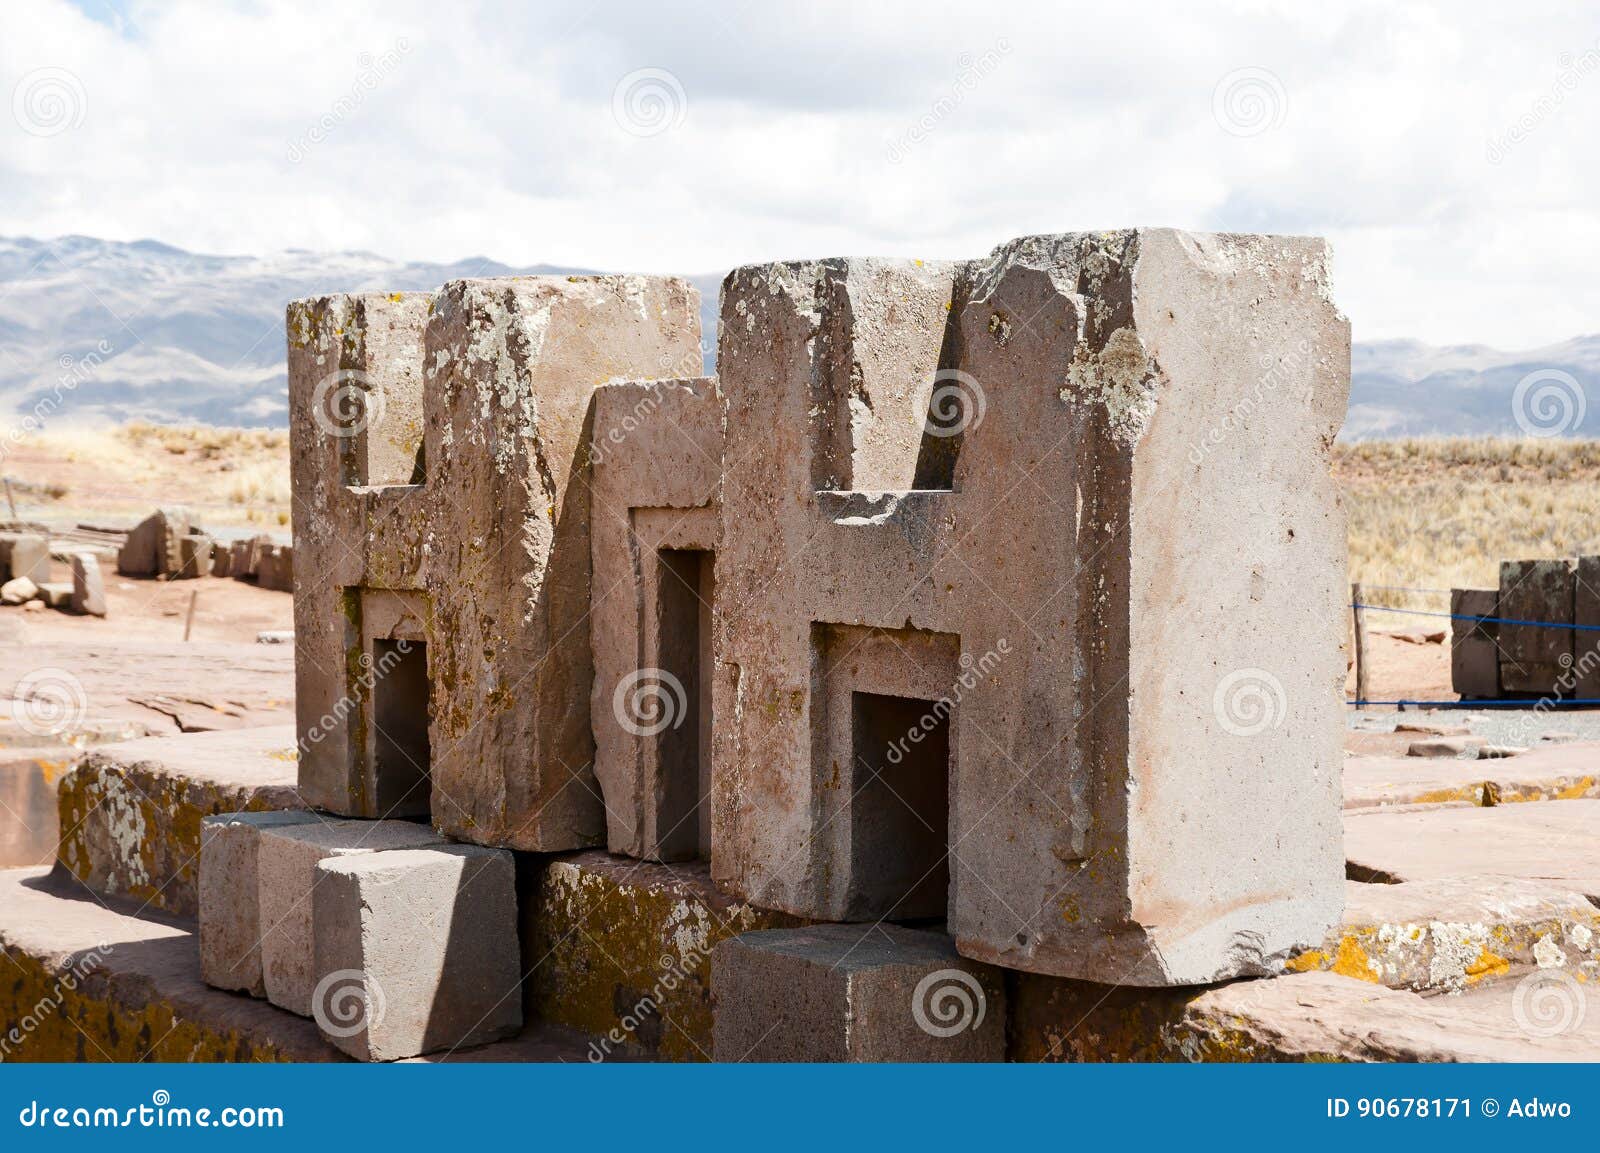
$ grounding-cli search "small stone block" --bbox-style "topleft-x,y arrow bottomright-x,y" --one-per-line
256,818 -> 444,1016
312,845 -> 522,1060
199,809 -> 324,996
69,552 -> 106,616
712,924 -> 1005,1062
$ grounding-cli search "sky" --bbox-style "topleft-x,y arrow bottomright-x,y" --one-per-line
1,0 -> 1599,349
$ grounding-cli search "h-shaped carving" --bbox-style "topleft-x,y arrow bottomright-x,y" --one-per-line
288,276 -> 702,850
700,231 -> 1348,985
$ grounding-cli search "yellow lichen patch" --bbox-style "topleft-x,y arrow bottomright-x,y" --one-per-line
1284,949 -> 1327,974
1329,936 -> 1382,983
1465,947 -> 1510,983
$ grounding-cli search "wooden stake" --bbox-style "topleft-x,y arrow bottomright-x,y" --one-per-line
1351,581 -> 1369,709
183,589 -> 198,642
3,477 -> 15,524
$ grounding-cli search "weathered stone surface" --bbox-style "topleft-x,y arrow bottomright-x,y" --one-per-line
711,924 -> 1005,1062
256,818 -> 444,1016
36,581 -> 71,608
1450,588 -> 1499,698
313,845 -> 521,1060
211,542 -> 233,579
199,809 -> 322,996
1498,558 -> 1574,695
1286,877 -> 1600,992
116,508 -> 191,578
288,278 -> 701,849
589,377 -> 722,860
1,576 -> 38,604
1575,556 -> 1600,699
1345,799 -> 1600,898
525,850 -> 803,1061
0,532 -> 51,586
56,725 -> 305,916
69,552 -> 106,616
710,231 -> 1348,985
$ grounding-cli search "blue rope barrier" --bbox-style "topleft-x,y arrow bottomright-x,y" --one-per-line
1347,698 -> 1600,708
1350,603 -> 1600,633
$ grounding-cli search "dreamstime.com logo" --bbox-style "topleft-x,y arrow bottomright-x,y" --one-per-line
1212,667 -> 1287,737
911,969 -> 986,1038
1511,368 -> 1586,438
1511,970 -> 1587,1038
613,667 -> 688,737
16,1091 -> 283,1130
923,369 -> 986,439
1211,66 -> 1287,137
311,969 -> 385,1039
12,66 -> 86,137
10,667 -> 88,738
311,368 -> 385,440
611,68 -> 687,137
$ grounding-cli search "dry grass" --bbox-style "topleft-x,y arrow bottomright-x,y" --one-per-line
6,422 -> 291,528
1337,437 -> 1600,608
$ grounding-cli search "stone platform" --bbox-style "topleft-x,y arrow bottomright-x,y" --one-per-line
0,866 -> 625,1062
56,725 -> 304,916
1343,743 -> 1600,809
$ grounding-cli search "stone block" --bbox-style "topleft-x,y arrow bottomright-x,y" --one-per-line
524,851 -> 804,1061
116,508 -> 191,577
0,531 -> 51,586
313,845 -> 521,1060
35,581 -> 70,608
1498,558 -> 1574,695
288,278 -> 701,848
256,544 -> 293,592
1575,556 -> 1600,698
177,533 -> 213,579
56,725 -> 306,916
69,552 -> 106,616
710,231 -> 1348,985
711,924 -> 1005,1062
588,377 -> 723,860
256,818 -> 445,1016
199,809 -> 323,995
1449,587 -> 1498,698
1,576 -> 39,604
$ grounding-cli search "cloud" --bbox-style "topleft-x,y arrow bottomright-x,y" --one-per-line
2,0 -> 1598,348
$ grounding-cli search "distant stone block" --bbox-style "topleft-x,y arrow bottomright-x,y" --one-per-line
69,552 -> 106,616
199,809 -> 323,996
35,581 -> 70,608
711,924 -> 1005,1062
256,818 -> 444,1016
1498,559 -> 1575,695
177,533 -> 213,579
0,532 -> 51,586
117,508 -> 191,577
1449,588 -> 1498,698
2,576 -> 39,605
312,845 -> 522,1060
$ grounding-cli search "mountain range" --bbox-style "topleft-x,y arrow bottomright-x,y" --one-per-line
1,234 -> 1593,439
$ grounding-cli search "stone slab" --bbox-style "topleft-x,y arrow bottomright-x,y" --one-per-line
199,809 -> 323,996
1286,877 -> 1600,992
1343,743 -> 1600,809
711,924 -> 1006,1062
313,845 -> 521,1060
1344,799 -> 1600,898
0,532 -> 52,586
525,850 -> 804,1061
56,724 -> 305,916
0,865 -> 625,1062
256,818 -> 444,1016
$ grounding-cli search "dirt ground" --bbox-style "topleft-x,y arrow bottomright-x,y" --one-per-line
1,570 -> 293,646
